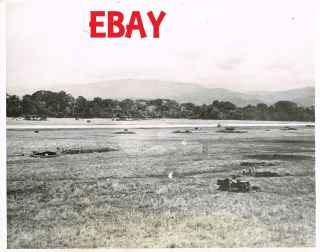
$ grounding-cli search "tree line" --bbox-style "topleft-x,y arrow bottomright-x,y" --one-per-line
6,90 -> 315,121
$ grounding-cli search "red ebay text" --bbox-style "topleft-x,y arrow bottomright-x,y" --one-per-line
89,11 -> 166,38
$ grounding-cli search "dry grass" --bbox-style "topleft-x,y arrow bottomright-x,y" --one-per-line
6,127 -> 315,248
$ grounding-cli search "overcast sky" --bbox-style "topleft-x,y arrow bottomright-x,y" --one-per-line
6,0 -> 315,95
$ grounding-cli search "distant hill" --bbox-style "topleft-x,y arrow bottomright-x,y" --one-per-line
48,79 -> 314,107
49,79 -> 205,100
259,87 -> 315,106
171,88 -> 262,107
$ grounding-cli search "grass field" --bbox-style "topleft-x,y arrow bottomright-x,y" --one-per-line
6,124 -> 315,248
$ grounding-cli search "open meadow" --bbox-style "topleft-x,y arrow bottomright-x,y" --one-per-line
6,120 -> 315,248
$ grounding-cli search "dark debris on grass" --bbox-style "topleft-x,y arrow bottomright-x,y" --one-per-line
29,147 -> 119,157
244,154 -> 313,160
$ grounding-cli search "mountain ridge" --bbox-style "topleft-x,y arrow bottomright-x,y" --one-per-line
36,79 -> 315,107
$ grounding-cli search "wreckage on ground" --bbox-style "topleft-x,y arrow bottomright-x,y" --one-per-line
217,177 -> 251,192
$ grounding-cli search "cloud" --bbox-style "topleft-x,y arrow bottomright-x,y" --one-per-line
176,50 -> 202,62
216,56 -> 245,70
265,58 -> 296,71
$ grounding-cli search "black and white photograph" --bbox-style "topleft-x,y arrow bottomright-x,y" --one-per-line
2,0 -> 318,249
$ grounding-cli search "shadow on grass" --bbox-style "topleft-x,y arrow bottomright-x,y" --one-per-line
244,154 -> 313,160
252,171 -> 292,177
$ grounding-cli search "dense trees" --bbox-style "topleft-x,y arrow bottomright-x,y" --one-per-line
6,90 -> 315,122
6,91 -> 75,118
6,94 -> 23,117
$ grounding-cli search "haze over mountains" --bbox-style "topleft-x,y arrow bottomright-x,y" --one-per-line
42,79 -> 313,107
